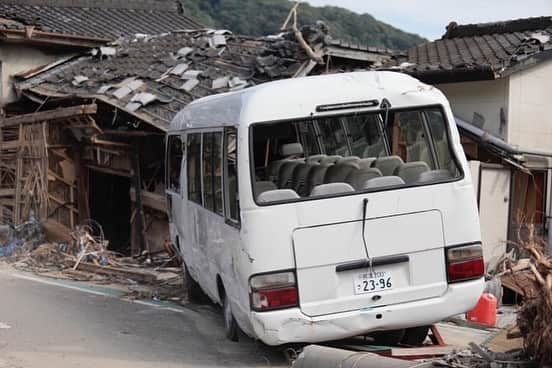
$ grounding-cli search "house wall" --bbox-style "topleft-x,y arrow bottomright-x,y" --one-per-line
508,60 -> 552,152
0,44 -> 73,106
437,79 -> 509,138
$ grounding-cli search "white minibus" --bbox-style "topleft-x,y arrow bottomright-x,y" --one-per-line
166,71 -> 484,346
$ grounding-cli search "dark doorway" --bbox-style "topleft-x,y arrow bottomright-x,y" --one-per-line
89,171 -> 131,255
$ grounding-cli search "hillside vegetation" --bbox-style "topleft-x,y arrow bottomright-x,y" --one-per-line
181,0 -> 426,50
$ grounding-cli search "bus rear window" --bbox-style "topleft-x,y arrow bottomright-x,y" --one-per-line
251,107 -> 461,204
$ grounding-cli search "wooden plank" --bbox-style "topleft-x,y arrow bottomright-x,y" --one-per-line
86,164 -> 133,177
388,346 -> 456,359
0,188 -> 15,197
429,325 -> 446,346
0,104 -> 97,128
74,262 -> 158,283
129,188 -> 168,213
0,140 -> 20,150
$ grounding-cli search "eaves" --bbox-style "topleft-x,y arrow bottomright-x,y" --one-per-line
0,27 -> 109,48
22,86 -> 169,132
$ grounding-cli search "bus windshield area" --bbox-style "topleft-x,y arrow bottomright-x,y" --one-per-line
250,106 -> 462,204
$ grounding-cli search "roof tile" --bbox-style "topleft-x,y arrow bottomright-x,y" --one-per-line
0,1 -> 202,40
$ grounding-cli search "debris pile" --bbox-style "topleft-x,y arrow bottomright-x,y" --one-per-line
433,343 -> 533,368
0,220 -> 185,302
495,225 -> 552,365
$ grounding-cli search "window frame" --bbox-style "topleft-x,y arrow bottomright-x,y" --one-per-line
249,104 -> 465,207
165,133 -> 184,195
184,128 -> 225,218
223,127 -> 240,228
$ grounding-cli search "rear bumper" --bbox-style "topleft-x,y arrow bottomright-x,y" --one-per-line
250,278 -> 484,346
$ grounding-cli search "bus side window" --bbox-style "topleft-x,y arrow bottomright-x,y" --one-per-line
167,134 -> 183,193
203,132 -> 224,215
187,133 -> 202,204
224,128 -> 239,223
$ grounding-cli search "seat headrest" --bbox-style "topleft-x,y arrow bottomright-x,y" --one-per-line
362,176 -> 405,190
280,143 -> 303,157
319,155 -> 341,166
254,181 -> 277,196
310,183 -> 354,197
306,154 -> 326,164
416,170 -> 452,183
336,156 -> 360,166
257,189 -> 300,203
395,161 -> 430,183
372,156 -> 404,176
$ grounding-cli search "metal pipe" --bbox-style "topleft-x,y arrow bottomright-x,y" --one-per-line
292,345 -> 417,368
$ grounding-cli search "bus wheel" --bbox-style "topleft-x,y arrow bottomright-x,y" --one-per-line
402,326 -> 430,346
183,263 -> 204,303
370,329 -> 406,346
223,293 -> 239,342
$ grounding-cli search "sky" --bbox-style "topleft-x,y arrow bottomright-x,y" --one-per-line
305,0 -> 552,40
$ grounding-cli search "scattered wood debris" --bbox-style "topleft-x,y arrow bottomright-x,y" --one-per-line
494,225 -> 552,366
0,221 -> 185,303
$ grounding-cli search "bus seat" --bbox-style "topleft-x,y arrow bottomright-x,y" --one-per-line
359,158 -> 376,169
324,163 -> 359,184
278,160 -> 303,189
336,156 -> 360,165
416,170 -> 453,183
395,161 -> 430,184
292,162 -> 319,197
346,168 -> 382,190
280,142 -> 304,157
306,164 -> 331,194
310,183 -> 354,197
372,156 -> 404,176
306,154 -> 326,164
363,176 -> 405,189
319,155 -> 341,166
254,181 -> 278,198
257,189 -> 299,203
266,159 -> 288,183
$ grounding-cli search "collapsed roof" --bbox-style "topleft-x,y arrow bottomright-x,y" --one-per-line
0,0 -> 202,46
16,25 -> 392,131
388,16 -> 552,84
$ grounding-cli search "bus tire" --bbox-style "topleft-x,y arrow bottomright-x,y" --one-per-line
223,292 -> 239,342
402,326 -> 430,346
183,263 -> 204,303
370,329 -> 406,346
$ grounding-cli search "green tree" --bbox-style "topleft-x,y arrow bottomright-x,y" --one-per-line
181,0 -> 426,50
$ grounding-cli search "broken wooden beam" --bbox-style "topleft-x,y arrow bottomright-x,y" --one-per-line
73,262 -> 158,283
0,104 -> 97,128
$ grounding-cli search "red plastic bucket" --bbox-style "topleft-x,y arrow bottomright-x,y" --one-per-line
466,293 -> 497,327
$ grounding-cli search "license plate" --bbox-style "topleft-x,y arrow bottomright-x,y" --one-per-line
354,270 -> 393,295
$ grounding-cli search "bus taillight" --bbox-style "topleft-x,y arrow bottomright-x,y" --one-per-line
446,243 -> 484,283
249,271 -> 298,311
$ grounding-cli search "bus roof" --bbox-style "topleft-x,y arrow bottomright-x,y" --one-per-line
169,71 -> 448,132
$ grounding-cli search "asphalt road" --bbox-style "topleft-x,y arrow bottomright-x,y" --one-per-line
0,266 -> 287,368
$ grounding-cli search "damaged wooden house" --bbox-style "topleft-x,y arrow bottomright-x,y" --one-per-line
3,17 -> 393,255
388,16 -> 552,265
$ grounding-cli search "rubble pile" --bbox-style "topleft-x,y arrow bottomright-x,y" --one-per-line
432,343 -> 533,368
0,220 -> 185,302
498,225 -> 552,365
